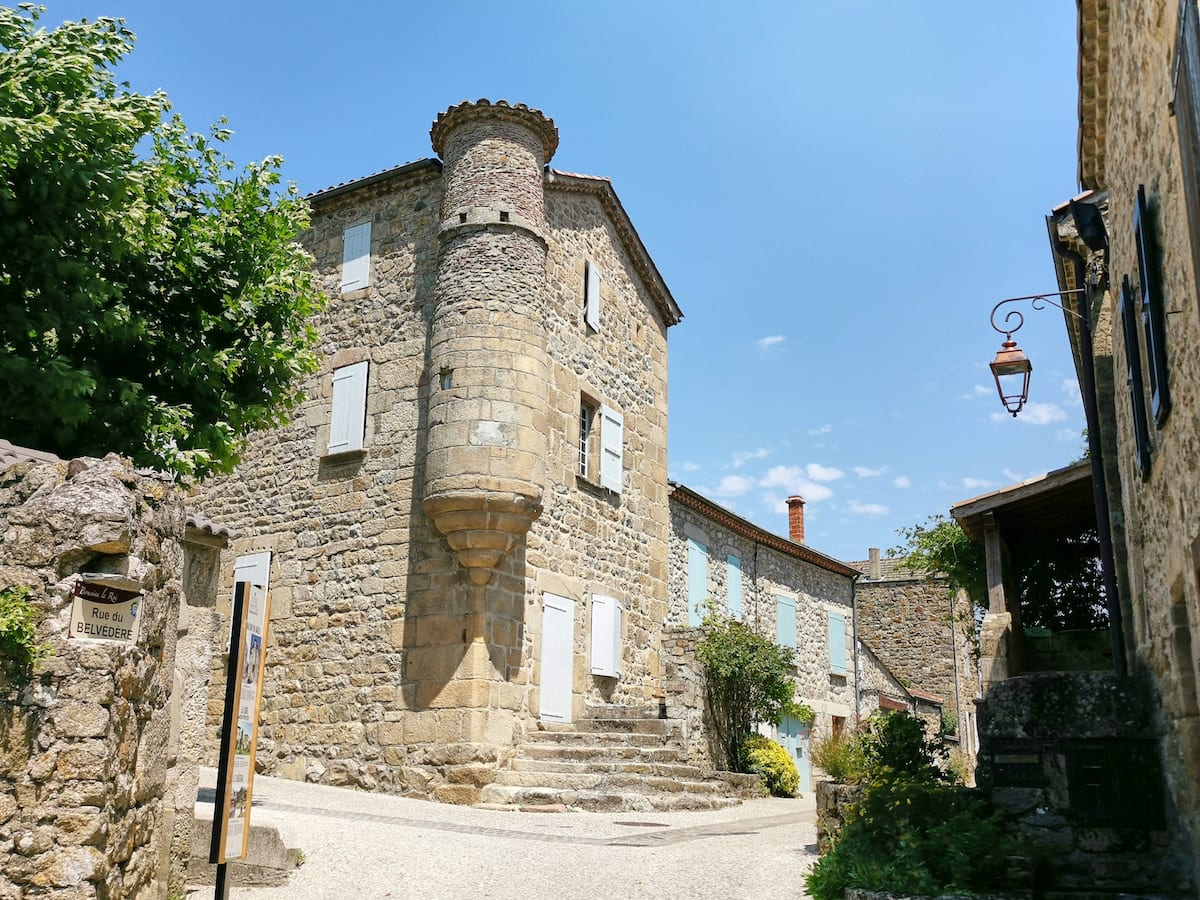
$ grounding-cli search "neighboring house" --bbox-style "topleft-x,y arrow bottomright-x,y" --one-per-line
1041,0 -> 1200,884
664,484 -> 859,792
849,549 -> 979,770
196,100 -> 861,805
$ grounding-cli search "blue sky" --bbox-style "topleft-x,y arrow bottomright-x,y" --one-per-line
44,2 -> 1086,562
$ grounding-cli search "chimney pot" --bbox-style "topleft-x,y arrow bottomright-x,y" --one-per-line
786,495 -> 806,544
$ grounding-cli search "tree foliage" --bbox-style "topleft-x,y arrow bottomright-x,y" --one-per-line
891,515 -> 986,607
0,6 -> 323,478
696,611 -> 797,772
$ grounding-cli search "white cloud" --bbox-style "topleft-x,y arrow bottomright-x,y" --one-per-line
853,465 -> 886,478
990,401 -> 1067,426
680,461 -> 702,473
732,448 -> 770,468
756,335 -> 786,351
713,475 -> 754,497
847,500 -> 889,516
759,465 -> 835,503
1055,428 -> 1078,443
1061,379 -> 1082,409
962,477 -> 997,491
1002,468 -> 1027,483
808,424 -> 833,436
893,475 -> 911,488
806,463 -> 844,482
973,384 -> 993,396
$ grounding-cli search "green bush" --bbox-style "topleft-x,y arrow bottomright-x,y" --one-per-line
857,710 -> 946,783
806,777 -> 1013,899
810,730 -> 868,784
0,586 -> 49,675
741,734 -> 798,797
696,611 -> 796,771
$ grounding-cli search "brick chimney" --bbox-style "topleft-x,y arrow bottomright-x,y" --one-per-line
868,547 -> 882,579
786,495 -> 806,544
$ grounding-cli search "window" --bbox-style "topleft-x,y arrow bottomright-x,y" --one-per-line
832,716 -> 846,740
341,222 -> 371,292
828,610 -> 847,676
1134,186 -> 1172,427
726,555 -> 743,618
584,259 -> 601,331
578,401 -> 596,478
590,594 -> 622,678
598,404 -> 623,493
687,539 -> 708,626
775,594 -> 797,650
328,360 -> 368,455
1119,277 -> 1152,478
1173,0 -> 1200,309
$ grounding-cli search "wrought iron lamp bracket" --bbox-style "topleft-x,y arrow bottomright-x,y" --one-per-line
990,290 -> 1085,340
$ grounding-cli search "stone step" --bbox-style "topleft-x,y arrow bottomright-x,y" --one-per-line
493,769 -> 726,795
477,784 -> 741,812
572,717 -> 676,735
525,729 -> 675,748
189,806 -> 301,886
519,743 -> 683,763
510,757 -> 707,779
583,704 -> 666,721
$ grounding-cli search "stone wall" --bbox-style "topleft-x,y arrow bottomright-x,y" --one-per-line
666,496 -> 857,737
0,455 -> 186,899
1078,0 -> 1200,883
659,627 -> 714,768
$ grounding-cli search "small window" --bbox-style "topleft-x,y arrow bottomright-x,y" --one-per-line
1119,277 -> 1153,478
727,555 -> 743,618
328,360 -> 369,455
341,222 -> 371,292
439,368 -> 454,390
776,595 -> 797,650
687,539 -> 708,627
828,610 -> 847,676
584,259 -> 601,332
590,594 -> 622,678
1134,186 -> 1171,427
832,716 -> 846,740
578,400 -> 596,479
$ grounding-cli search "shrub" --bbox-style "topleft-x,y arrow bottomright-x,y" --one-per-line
810,730 -> 868,784
0,586 -> 49,676
806,777 -> 1013,899
741,734 -> 798,796
940,707 -> 958,736
696,611 -> 796,771
857,710 -> 946,783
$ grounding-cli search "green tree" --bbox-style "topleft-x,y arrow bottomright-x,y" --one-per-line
0,6 -> 323,479
891,515 -> 986,608
696,611 -> 801,772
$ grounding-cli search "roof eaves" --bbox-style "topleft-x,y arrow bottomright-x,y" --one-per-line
668,482 -> 860,579
306,158 -> 442,204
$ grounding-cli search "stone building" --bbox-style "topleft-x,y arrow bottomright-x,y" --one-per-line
849,549 -> 979,767
663,485 -> 859,792
979,0 -> 1200,887
196,99 -> 862,806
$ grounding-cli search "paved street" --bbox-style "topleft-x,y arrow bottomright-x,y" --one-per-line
192,772 -> 818,899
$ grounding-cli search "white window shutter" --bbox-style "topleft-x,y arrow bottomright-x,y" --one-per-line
590,594 -> 622,678
599,404 -> 623,493
328,361 -> 368,454
584,260 -> 601,331
341,222 -> 371,291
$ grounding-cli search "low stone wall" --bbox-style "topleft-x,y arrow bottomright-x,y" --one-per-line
659,626 -> 717,769
814,778 -> 859,853
0,455 -> 187,899
978,672 -> 1195,896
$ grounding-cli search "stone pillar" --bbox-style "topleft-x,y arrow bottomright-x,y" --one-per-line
424,99 -> 559,586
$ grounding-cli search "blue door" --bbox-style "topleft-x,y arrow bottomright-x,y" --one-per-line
778,715 -> 811,794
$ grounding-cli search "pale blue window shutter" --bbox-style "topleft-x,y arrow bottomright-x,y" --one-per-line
687,539 -> 708,626
599,404 -> 623,493
726,555 -> 743,618
776,595 -> 797,649
328,361 -> 368,454
590,594 -> 622,678
828,610 -> 847,675
584,260 -> 601,331
341,222 -> 371,291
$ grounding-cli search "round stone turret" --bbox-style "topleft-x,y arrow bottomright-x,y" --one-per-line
423,100 -> 558,585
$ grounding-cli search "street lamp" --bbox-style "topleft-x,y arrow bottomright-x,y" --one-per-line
989,291 -> 1083,417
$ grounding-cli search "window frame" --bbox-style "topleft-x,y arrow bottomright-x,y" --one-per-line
340,221 -> 372,293
327,360 -> 369,456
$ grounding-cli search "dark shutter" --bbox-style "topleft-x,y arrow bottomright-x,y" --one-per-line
1119,276 -> 1153,479
1173,0 -> 1200,308
1134,186 -> 1172,426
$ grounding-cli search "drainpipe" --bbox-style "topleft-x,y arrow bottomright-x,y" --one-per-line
1048,231 -> 1127,677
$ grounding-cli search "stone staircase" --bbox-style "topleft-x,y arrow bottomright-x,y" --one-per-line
478,705 -> 762,811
